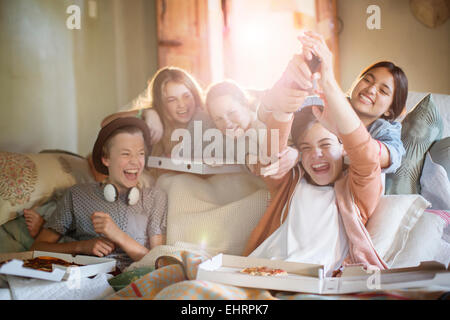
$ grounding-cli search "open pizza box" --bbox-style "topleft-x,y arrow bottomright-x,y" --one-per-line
0,251 -> 116,282
147,156 -> 244,175
196,254 -> 450,294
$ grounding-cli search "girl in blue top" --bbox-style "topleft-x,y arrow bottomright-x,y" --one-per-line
347,60 -> 408,174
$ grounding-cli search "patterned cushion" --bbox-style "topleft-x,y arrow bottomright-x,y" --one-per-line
385,94 -> 443,194
0,151 -> 94,226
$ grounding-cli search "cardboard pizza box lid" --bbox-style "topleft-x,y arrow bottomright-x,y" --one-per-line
341,261 -> 449,278
0,251 -> 116,282
196,254 -> 450,295
147,156 -> 244,175
196,254 -> 325,294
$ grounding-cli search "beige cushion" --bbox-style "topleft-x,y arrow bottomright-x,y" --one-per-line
366,194 -> 430,266
0,152 -> 94,226
155,172 -> 269,256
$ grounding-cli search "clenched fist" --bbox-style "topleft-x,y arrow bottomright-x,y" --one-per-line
77,237 -> 115,257
91,212 -> 123,244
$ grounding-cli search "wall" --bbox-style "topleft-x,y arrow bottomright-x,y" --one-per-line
0,0 -> 78,153
72,0 -> 159,156
338,0 -> 450,95
0,0 -> 159,156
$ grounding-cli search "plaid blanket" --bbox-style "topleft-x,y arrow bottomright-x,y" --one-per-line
108,251 -> 448,300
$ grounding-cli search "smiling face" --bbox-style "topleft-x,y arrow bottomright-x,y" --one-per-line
208,94 -> 252,137
350,67 -> 395,125
297,122 -> 344,186
102,132 -> 146,192
163,81 -> 196,125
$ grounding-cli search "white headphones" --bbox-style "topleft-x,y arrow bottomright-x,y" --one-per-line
103,183 -> 140,206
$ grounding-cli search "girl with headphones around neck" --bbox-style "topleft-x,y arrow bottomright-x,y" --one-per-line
30,117 -> 168,271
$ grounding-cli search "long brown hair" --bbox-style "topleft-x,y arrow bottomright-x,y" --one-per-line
356,61 -> 408,121
150,66 -> 204,125
148,66 -> 204,156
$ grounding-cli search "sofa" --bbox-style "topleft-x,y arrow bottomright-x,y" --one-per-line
0,91 -> 449,299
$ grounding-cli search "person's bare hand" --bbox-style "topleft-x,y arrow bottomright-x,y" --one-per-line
262,74 -> 309,115
91,212 -> 122,243
23,209 -> 45,238
143,109 -> 163,145
283,54 -> 314,91
298,31 -> 335,87
260,146 -> 300,179
78,237 -> 115,257
309,94 -> 339,136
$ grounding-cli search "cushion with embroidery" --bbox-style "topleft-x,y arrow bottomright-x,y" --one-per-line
0,151 -> 94,226
385,94 -> 443,194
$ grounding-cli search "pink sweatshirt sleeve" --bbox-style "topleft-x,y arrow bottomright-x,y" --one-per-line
339,123 -> 383,224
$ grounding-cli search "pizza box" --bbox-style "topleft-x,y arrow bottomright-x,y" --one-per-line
147,156 -> 244,175
196,254 -> 450,294
0,251 -> 116,282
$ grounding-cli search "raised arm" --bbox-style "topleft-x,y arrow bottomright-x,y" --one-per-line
297,31 -> 361,136
254,80 -> 307,194
298,31 -> 382,221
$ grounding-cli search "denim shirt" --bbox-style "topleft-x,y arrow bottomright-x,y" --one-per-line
367,118 -> 405,174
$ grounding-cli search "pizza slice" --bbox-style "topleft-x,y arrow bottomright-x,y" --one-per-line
22,256 -> 84,272
240,266 -> 288,277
